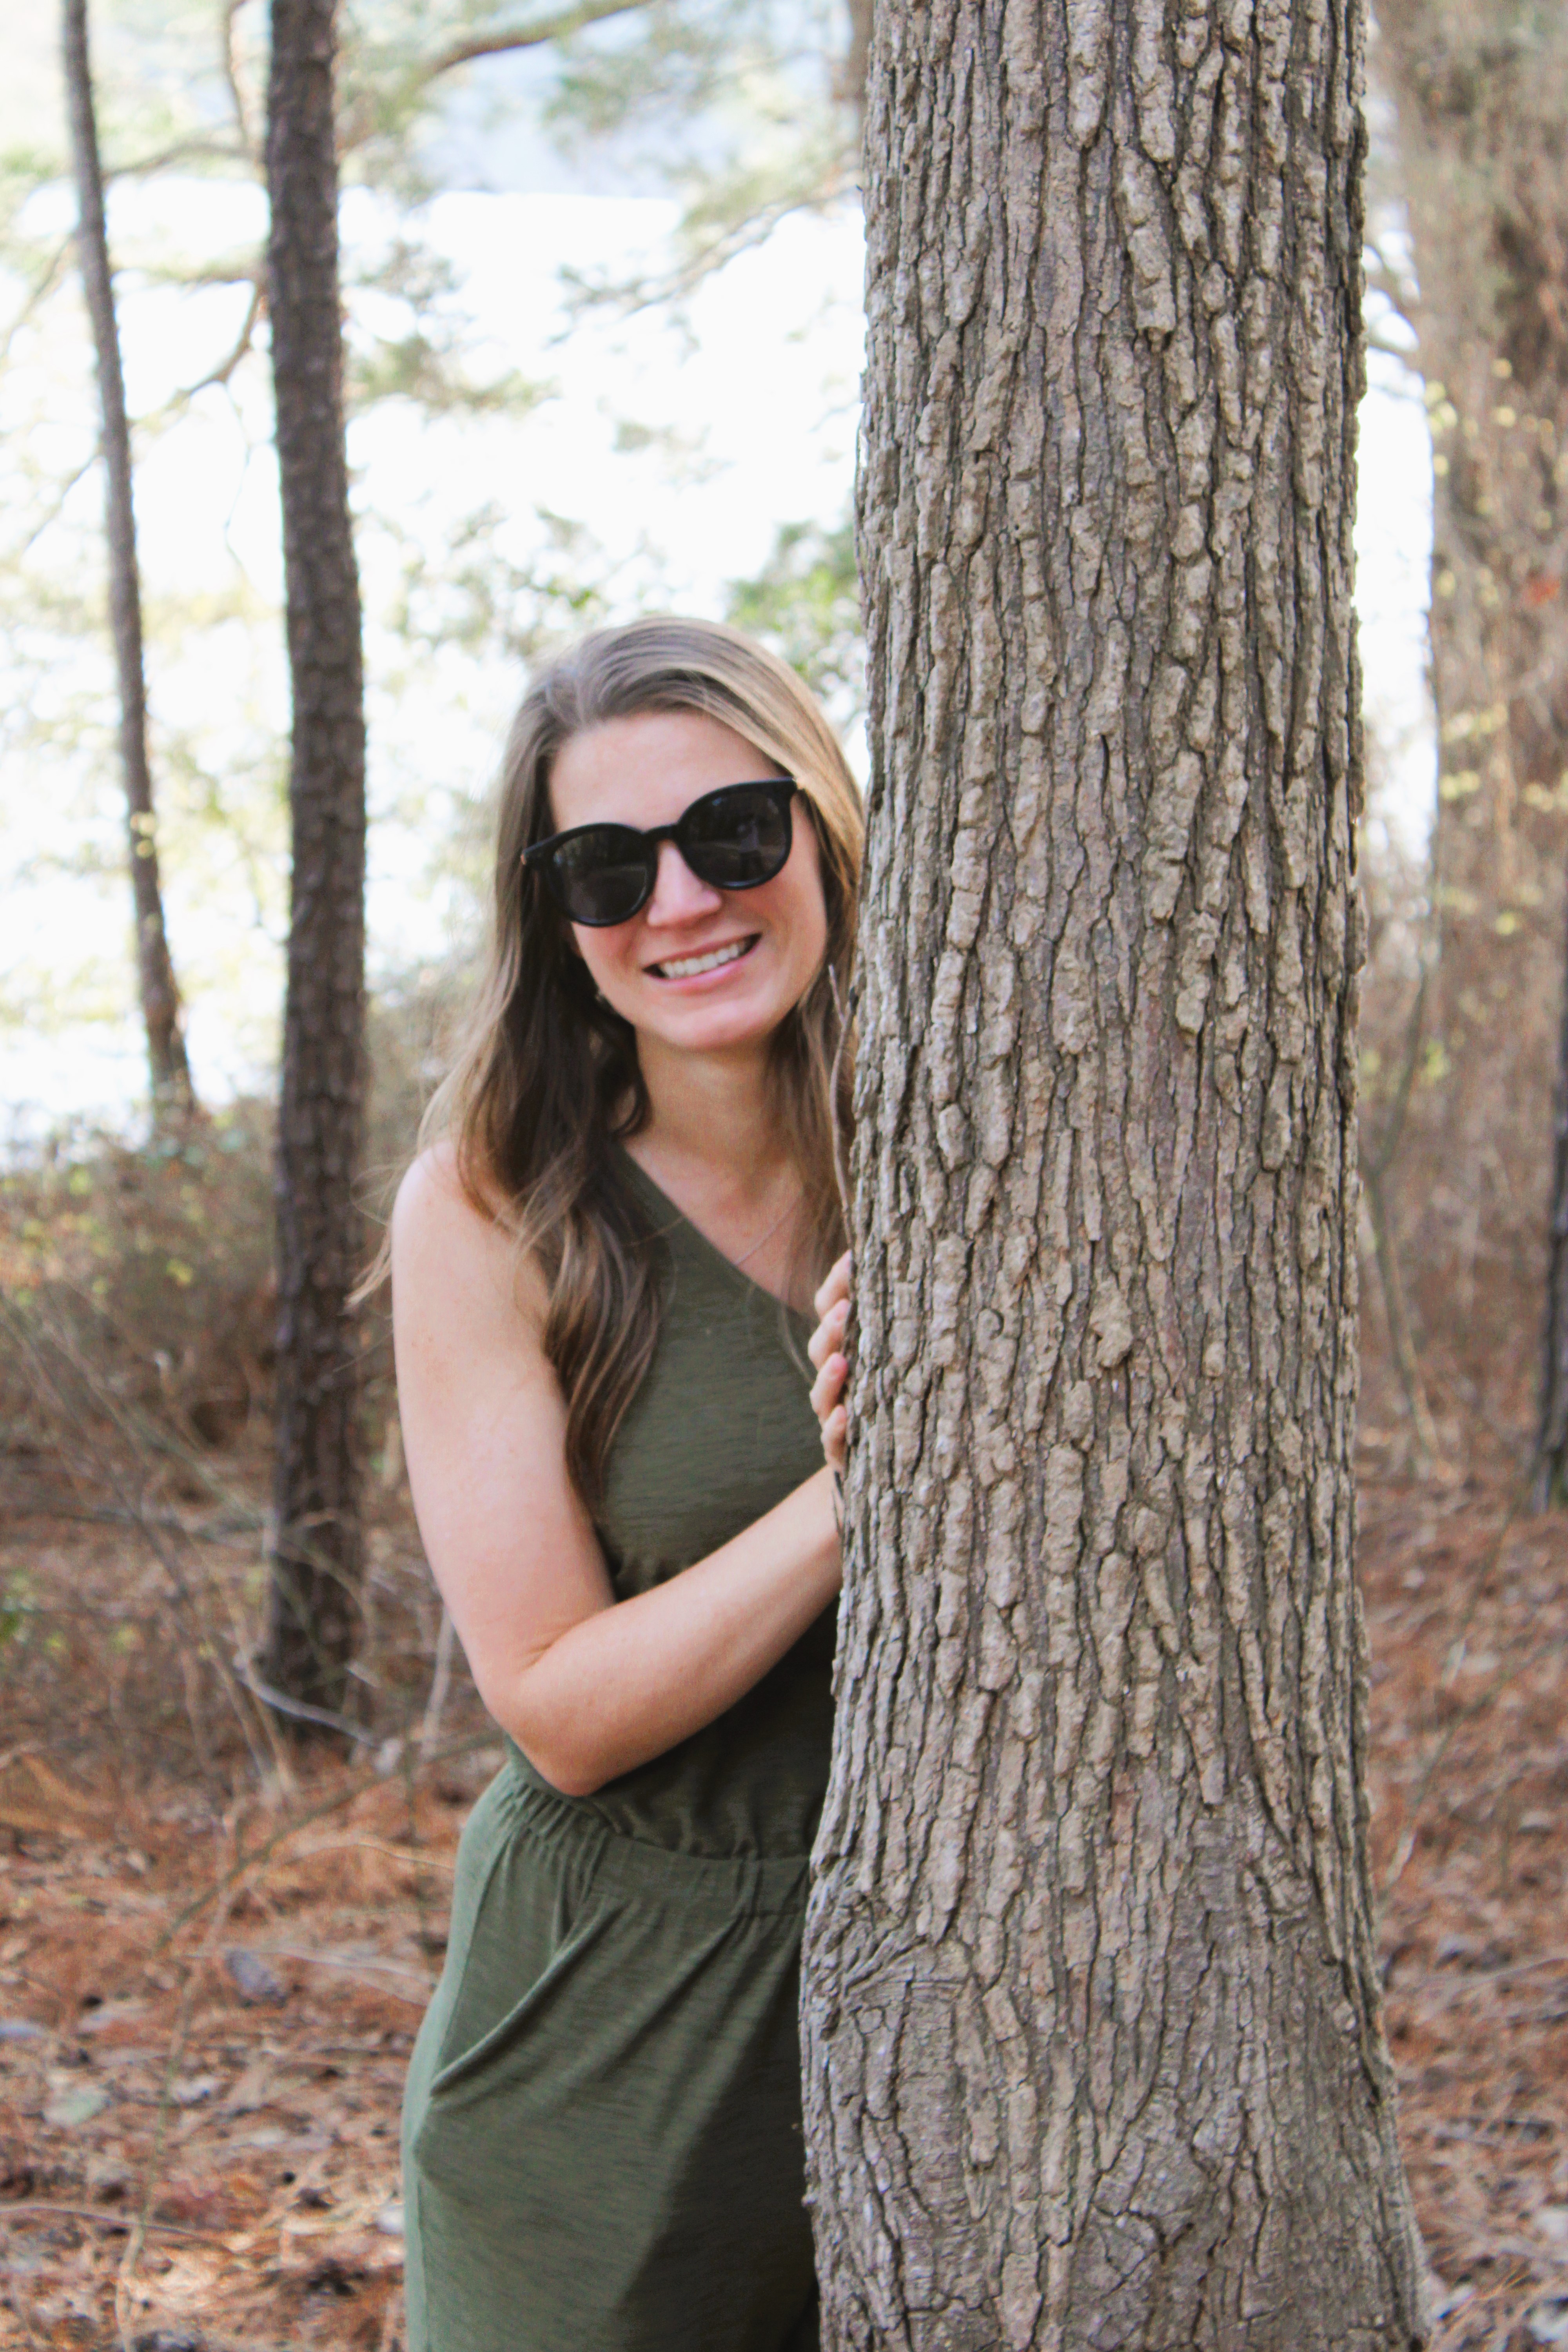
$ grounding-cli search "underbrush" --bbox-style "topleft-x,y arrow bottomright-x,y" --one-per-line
0,976 -> 467,1791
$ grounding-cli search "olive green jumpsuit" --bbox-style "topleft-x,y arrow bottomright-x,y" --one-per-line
401,1157 -> 832,2352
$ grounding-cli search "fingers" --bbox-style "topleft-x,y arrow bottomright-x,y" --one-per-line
809,1347 -> 848,1427
812,1249 -> 851,1321
810,1250 -> 853,1477
807,1292 -> 850,1372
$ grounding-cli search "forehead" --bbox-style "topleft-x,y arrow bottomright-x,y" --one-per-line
548,708 -> 785,831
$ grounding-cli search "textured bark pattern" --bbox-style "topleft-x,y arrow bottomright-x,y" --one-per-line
801,2 -> 1428,2343
63,0 -> 195,1118
264,0 -> 368,1714
1542,924 -> 1568,1504
1376,5 -> 1568,1426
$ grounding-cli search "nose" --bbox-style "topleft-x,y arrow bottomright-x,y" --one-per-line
643,838 -> 724,926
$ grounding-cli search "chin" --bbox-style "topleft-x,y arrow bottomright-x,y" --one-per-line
640,991 -> 792,1056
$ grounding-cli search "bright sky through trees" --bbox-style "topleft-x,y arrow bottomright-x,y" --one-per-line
0,24 -> 1432,1137
1,183 -> 865,1131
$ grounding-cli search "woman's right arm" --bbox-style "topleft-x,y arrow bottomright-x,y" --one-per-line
390,1147 -> 841,1798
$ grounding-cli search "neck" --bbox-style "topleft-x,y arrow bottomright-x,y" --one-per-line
633,1034 -> 789,1189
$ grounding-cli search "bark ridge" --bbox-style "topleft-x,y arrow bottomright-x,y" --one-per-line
802,2 -> 1429,2343
263,0 -> 369,1718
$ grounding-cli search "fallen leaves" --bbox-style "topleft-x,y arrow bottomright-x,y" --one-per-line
0,1757 -> 105,1845
0,1753 -> 490,2350
1363,1462 -> 1568,2351
0,1441 -> 1562,2348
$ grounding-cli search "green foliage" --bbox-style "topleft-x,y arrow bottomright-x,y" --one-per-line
726,506 -> 862,713
1,0 -> 861,1108
0,1575 -> 31,1652
383,499 -> 631,659
345,232 -> 555,419
547,0 -> 859,317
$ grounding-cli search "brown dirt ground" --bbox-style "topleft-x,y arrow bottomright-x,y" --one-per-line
0,1442 -> 1564,2350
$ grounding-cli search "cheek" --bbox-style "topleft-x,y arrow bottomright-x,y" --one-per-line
572,927 -> 636,999
782,835 -> 831,969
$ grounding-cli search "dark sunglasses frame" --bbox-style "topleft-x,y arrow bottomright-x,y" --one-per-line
523,777 -> 798,928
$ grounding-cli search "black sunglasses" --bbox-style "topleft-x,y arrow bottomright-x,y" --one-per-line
523,777 -> 798,928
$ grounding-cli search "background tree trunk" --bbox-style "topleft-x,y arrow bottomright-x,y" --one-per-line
263,0 -> 368,1721
62,0 -> 196,1122
1539,926 -> 1568,1505
801,2 -> 1429,2342
1375,5 -> 1568,1455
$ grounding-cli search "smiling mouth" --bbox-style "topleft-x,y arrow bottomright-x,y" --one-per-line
648,937 -> 759,981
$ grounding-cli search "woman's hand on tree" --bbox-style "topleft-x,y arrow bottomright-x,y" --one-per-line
808,1250 -> 852,1476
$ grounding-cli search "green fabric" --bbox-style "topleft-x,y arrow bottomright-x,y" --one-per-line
403,1156 -> 833,2352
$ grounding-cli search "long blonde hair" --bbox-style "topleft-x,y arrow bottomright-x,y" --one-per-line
422,617 -> 862,1502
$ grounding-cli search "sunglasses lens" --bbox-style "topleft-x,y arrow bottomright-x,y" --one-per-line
549,828 -> 653,925
681,784 -> 793,888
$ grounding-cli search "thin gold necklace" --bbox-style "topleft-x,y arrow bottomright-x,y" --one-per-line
729,1186 -> 801,1270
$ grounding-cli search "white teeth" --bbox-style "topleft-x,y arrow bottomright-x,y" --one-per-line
655,939 -> 753,980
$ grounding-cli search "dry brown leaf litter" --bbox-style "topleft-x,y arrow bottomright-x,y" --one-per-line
0,1455 -> 1563,2349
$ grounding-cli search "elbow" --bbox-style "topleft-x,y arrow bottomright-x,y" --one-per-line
479,1651 -> 621,1800
490,1699 -> 612,1799
518,1745 -> 612,1801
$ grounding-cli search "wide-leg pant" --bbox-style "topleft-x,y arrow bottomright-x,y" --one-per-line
402,1762 -> 819,2352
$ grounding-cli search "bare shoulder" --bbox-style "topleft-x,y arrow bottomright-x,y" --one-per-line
391,1141 -> 548,1334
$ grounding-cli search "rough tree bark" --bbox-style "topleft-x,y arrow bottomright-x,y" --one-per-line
263,0 -> 368,1719
62,0 -> 196,1120
1375,5 -> 1568,1443
801,2 -> 1429,2343
1540,939 -> 1568,1505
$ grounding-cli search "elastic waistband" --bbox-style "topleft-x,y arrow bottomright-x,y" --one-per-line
496,1744 -> 811,1919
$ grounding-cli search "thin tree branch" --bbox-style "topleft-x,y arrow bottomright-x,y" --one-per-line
180,272 -> 265,399
0,2206 -> 226,2247
418,1606 -> 457,1755
333,0 -> 660,157
235,1658 -> 381,1746
103,136 -> 252,182
556,176 -> 848,329
1366,967 -> 1429,1185
421,0 -> 657,81
0,235 -> 75,369
8,450 -> 100,565
220,0 -> 260,160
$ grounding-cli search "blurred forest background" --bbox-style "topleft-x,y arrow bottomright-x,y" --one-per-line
0,3 -> 1566,2349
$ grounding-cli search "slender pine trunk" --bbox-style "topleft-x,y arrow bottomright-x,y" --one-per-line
801,2 -> 1429,2341
62,0 -> 196,1122
262,0 -> 368,1722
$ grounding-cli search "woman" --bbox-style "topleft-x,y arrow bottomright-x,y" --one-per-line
391,617 -> 856,2352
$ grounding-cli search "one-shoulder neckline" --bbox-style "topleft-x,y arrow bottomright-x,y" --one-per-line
613,1143 -> 813,1325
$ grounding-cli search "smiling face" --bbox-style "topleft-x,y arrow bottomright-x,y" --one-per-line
546,708 -> 829,1063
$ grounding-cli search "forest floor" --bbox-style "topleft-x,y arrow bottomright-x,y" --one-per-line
0,1430 -> 1564,2350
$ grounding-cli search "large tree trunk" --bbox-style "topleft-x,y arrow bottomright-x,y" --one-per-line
62,0 -> 196,1121
263,0 -> 368,1720
1374,5 -> 1568,1443
801,2 -> 1429,2342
